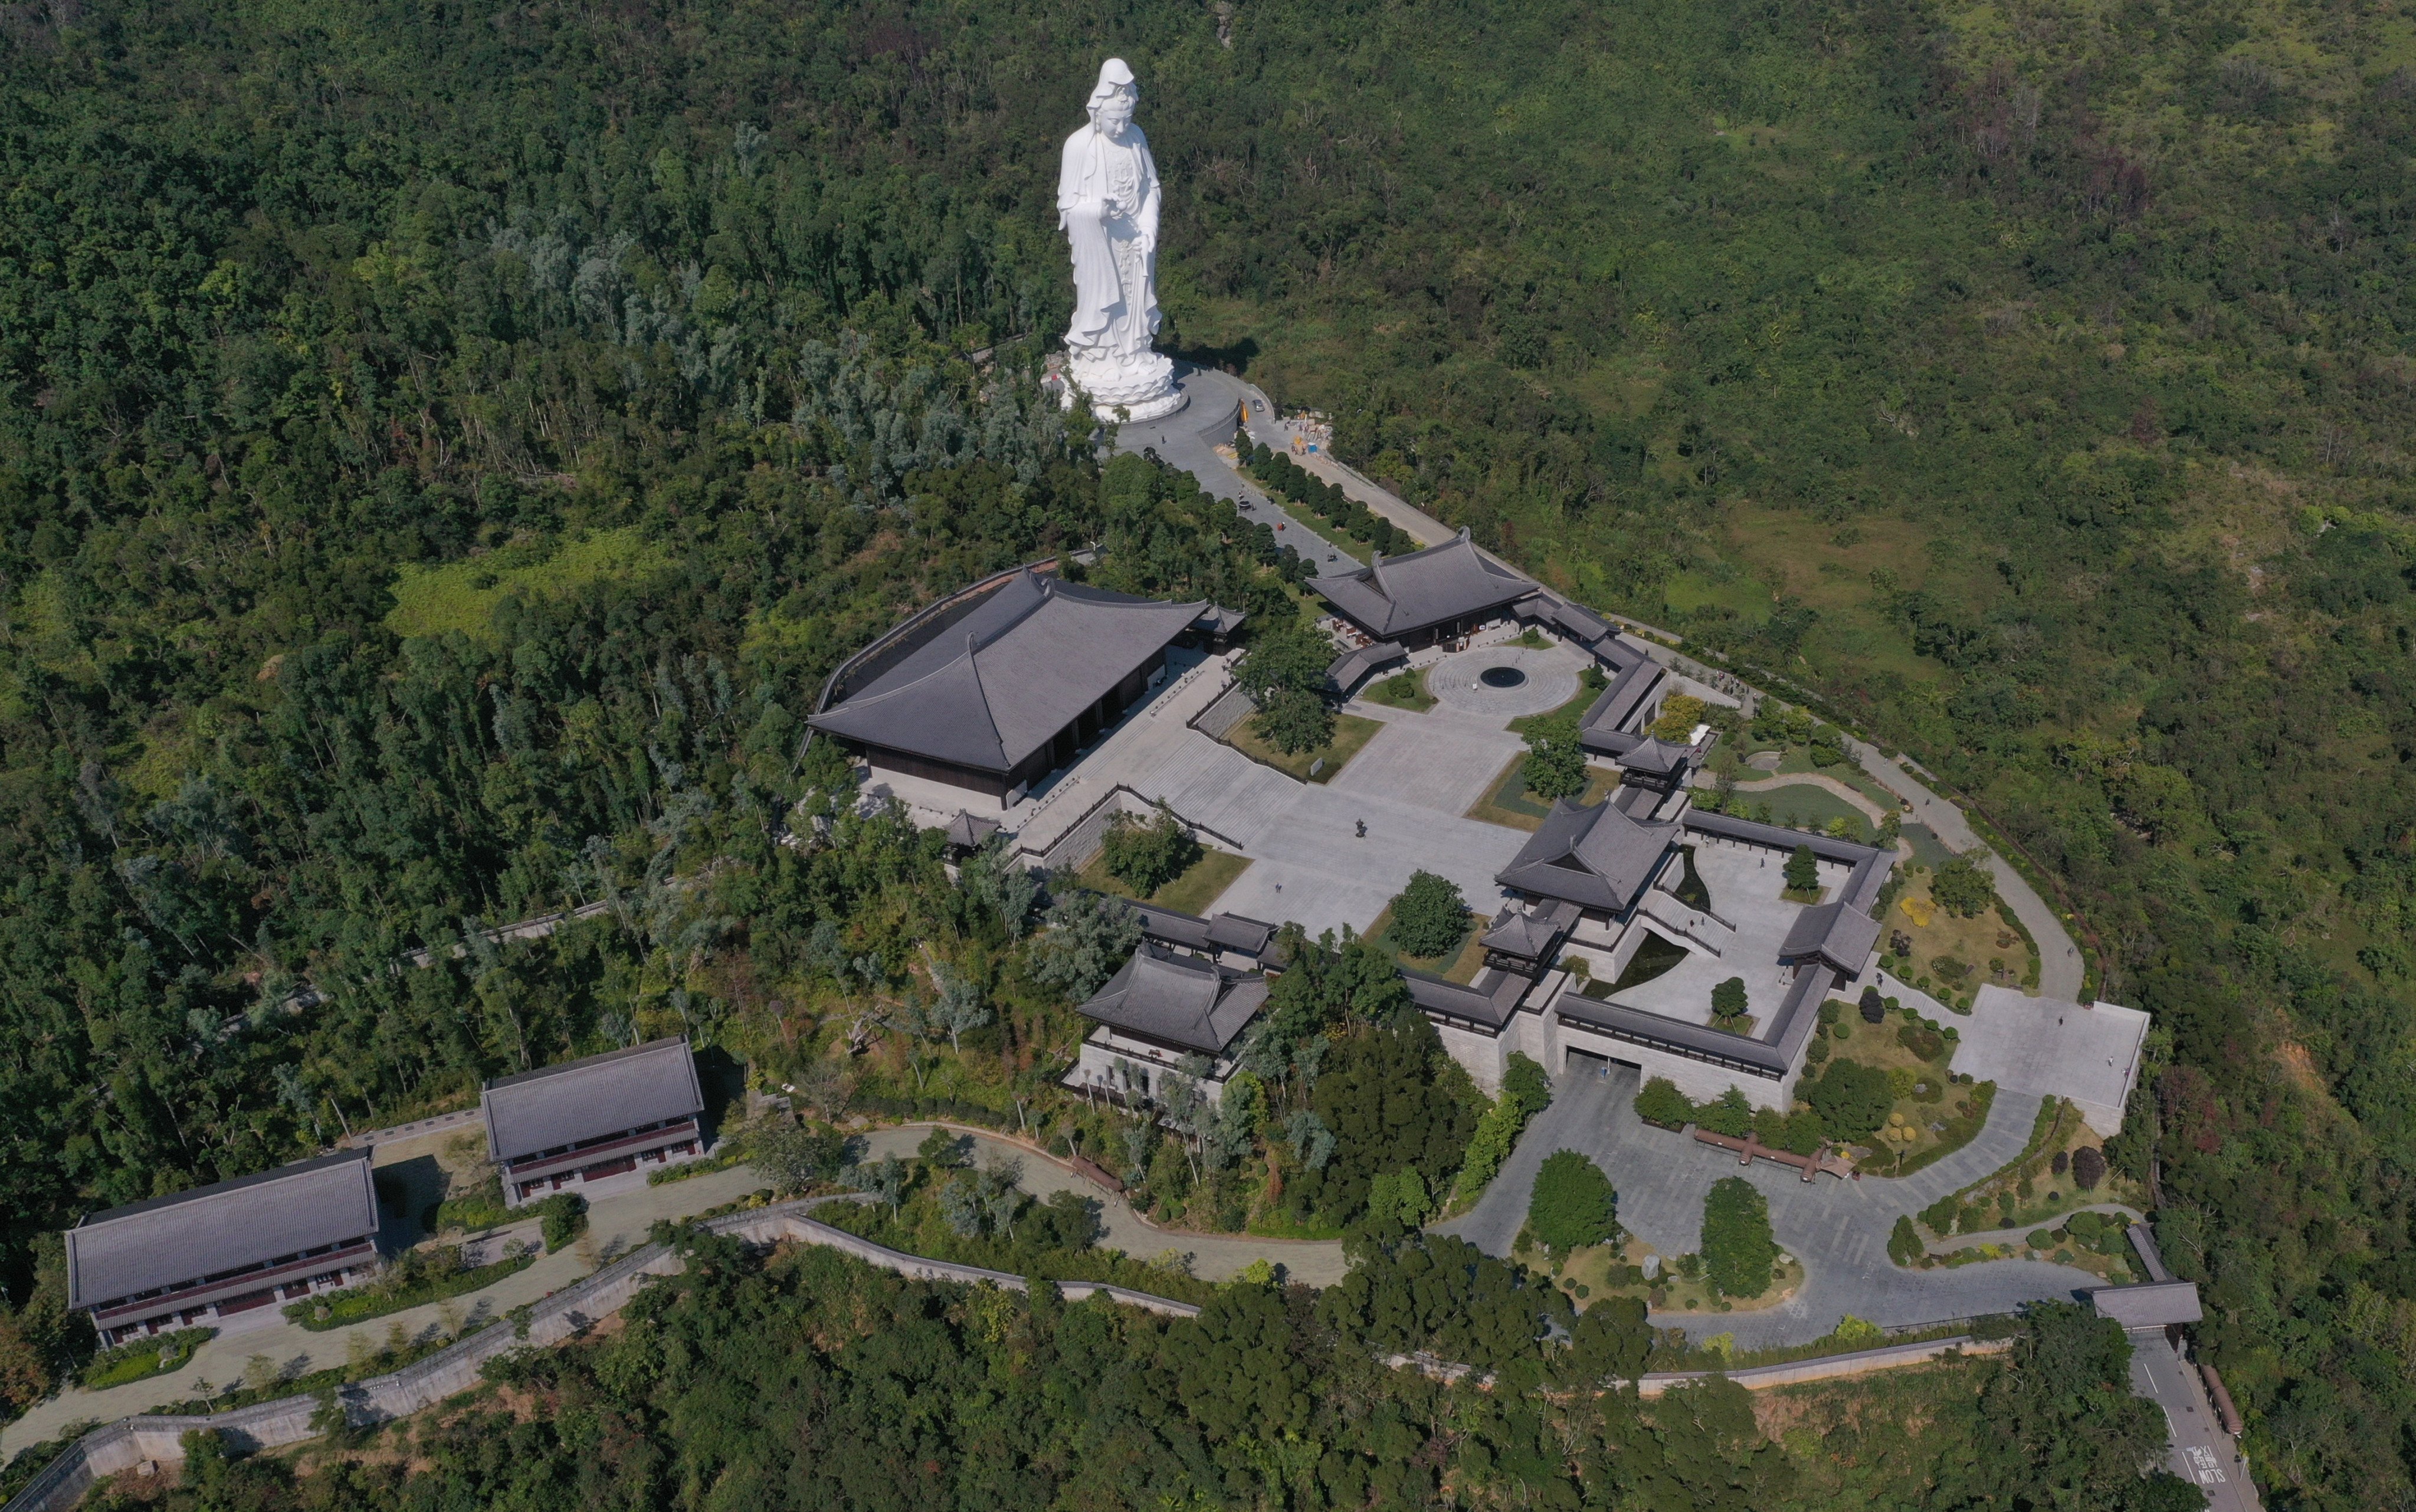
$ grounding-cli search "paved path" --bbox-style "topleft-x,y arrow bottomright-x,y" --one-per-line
1243,395 -> 1457,550
1725,772 -> 1893,824
858,1124 -> 1349,1285
1924,1203 -> 2144,1257
1113,368 -> 1357,572
1838,740 -> 2086,1002
1434,1064 -> 2100,1347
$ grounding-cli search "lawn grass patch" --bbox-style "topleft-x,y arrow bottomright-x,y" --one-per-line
1359,666 -> 1435,711
1224,710 -> 1383,783
1877,868 -> 2038,1001
1077,847 -> 1253,916
1466,755 -> 1619,831
385,527 -> 673,645
1507,683 -> 1599,736
1367,904 -> 1489,983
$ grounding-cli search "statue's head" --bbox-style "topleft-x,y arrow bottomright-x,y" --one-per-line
1086,57 -> 1138,135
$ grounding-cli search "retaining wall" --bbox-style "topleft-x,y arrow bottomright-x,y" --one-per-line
1,1199 -> 1195,1512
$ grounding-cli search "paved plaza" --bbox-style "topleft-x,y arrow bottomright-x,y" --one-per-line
1423,643 -> 1582,721
1589,839 -> 1821,1028
1437,1064 -> 2104,1347
1951,985 -> 2151,1136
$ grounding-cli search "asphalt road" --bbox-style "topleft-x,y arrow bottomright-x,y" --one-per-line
2130,1330 -> 2263,1512
1111,366 -> 1356,573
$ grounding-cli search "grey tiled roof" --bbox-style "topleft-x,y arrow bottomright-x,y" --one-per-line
67,1147 -> 380,1310
480,1038 -> 704,1164
1781,900 -> 1884,973
1577,652 -> 1666,754
1077,944 -> 1268,1055
1326,640 -> 1406,694
807,571 -> 1207,774
2092,1281 -> 2203,1329
1549,600 -> 1612,644
1497,797 -> 1680,912
1310,530 -> 1532,639
1207,913 -> 1279,957
1615,738 -> 1694,776
1405,967 -> 1526,1032
942,811 -> 1001,850
1481,902 -> 1569,959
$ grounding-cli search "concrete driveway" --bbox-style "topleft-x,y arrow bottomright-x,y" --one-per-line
1434,1063 -> 2104,1347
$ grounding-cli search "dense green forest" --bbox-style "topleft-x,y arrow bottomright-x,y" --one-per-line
81,1235 -> 2197,1512
0,0 -> 2409,1502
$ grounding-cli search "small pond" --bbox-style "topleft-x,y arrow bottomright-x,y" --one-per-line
1478,665 -> 1529,689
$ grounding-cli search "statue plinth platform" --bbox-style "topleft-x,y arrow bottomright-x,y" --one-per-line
1064,350 -> 1186,423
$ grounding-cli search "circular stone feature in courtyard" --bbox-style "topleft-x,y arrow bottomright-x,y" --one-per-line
1426,644 -> 1582,720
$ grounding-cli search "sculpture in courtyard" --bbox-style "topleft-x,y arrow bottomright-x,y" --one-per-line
1057,57 -> 1184,422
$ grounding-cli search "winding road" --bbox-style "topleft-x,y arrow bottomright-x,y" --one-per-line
1434,1064 -> 2100,1348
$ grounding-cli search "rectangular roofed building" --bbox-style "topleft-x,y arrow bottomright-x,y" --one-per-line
67,1147 -> 383,1347
808,569 -> 1220,802
1310,529 -> 1533,648
481,1038 -> 706,1206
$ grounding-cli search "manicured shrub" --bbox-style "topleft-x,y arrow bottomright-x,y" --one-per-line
1388,870 -> 1471,960
1634,1076 -> 1694,1129
1858,985 -> 1884,1024
1806,1058 -> 1892,1141
1887,1214 -> 1924,1265
1522,714 -> 1588,799
1932,852 -> 1998,917
1710,976 -> 1748,1022
1528,1150 -> 1620,1254
2071,1146 -> 2106,1191
1700,1177 -> 1778,1298
1101,804 -> 1201,895
1696,1086 -> 1753,1139
535,1192 -> 588,1252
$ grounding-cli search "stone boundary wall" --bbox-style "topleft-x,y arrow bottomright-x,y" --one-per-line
1,1198 -> 1196,1512
5,1199 -> 1996,1512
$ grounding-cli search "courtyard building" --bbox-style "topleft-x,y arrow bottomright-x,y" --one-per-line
66,1147 -> 383,1348
1311,529 -> 1534,649
481,1037 -> 707,1207
1068,942 -> 1271,1107
808,566 -> 1231,804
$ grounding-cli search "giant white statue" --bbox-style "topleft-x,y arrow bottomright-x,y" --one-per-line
1057,58 -> 1184,422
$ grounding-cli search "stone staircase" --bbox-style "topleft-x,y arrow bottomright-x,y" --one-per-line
1635,887 -> 1736,959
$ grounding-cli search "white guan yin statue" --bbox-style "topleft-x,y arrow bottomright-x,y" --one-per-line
1057,58 -> 1185,422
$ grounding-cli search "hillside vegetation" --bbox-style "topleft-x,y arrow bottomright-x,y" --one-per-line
0,0 -> 2406,1502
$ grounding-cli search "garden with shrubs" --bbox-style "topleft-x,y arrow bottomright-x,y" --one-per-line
1889,1098 -> 2139,1280
1632,991 -> 1995,1176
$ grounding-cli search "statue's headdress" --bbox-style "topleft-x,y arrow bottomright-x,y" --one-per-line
1088,57 -> 1137,107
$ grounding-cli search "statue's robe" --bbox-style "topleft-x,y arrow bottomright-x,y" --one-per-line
1058,122 -> 1162,360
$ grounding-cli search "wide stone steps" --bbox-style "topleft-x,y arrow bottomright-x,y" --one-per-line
1132,736 -> 1297,850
